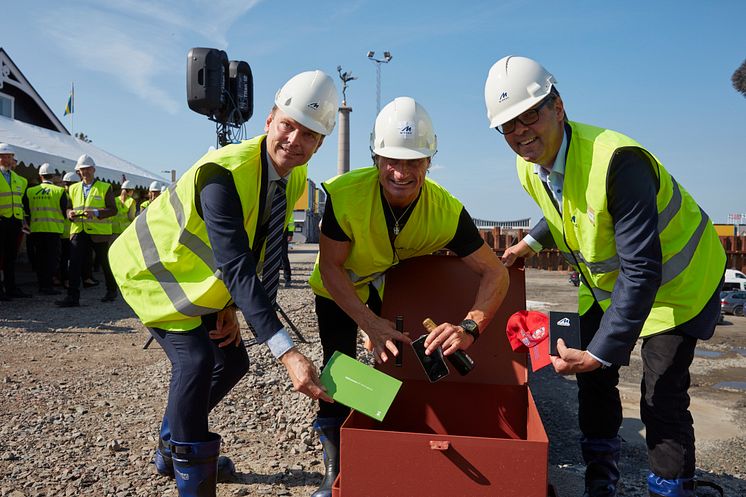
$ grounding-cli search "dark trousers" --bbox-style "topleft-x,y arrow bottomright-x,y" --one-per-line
31,232 -> 60,290
0,217 -> 22,292
59,238 -> 71,282
67,232 -> 115,298
149,316 -> 249,442
315,287 -> 382,419
577,303 -> 698,480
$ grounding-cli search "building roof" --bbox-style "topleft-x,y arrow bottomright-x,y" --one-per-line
0,115 -> 166,187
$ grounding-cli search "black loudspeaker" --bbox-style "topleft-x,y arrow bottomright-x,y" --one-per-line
224,60 -> 253,125
186,48 -> 228,118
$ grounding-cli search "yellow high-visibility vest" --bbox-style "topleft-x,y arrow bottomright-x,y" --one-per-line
26,182 -> 65,234
69,180 -> 113,236
0,170 -> 27,220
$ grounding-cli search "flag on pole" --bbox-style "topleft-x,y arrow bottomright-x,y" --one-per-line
64,84 -> 74,116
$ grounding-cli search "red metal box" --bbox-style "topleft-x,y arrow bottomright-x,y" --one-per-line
336,255 -> 550,497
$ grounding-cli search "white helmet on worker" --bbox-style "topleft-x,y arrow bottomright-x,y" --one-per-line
149,181 -> 161,192
75,154 -> 96,170
274,70 -> 338,136
63,172 -> 78,182
121,180 -> 133,190
160,184 -> 168,193
38,163 -> 54,175
484,56 -> 557,129
0,143 -> 15,155
370,96 -> 437,160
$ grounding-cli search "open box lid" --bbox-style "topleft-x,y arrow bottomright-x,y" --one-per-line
377,254 -> 529,387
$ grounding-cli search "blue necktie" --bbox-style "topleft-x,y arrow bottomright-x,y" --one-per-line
261,179 -> 287,304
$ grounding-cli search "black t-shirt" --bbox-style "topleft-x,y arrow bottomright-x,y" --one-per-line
321,186 -> 484,258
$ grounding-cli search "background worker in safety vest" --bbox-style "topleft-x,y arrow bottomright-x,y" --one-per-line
23,163 -> 67,295
56,154 -> 118,307
281,219 -> 294,287
113,180 -> 136,237
108,70 -> 338,497
485,56 -> 725,497
0,142 -> 31,301
138,180 -> 161,212
58,171 -> 77,288
308,96 -> 510,497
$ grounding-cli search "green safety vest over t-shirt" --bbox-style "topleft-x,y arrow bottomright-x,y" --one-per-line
308,166 -> 464,302
27,182 -> 66,234
109,135 -> 306,331
517,121 -> 725,337
0,170 -> 27,220
69,180 -> 113,236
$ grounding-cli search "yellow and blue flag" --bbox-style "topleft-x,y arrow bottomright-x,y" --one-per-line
64,84 -> 74,116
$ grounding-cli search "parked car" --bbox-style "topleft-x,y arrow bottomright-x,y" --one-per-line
569,271 -> 580,287
720,290 -> 746,316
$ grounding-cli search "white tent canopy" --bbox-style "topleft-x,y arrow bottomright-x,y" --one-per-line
0,115 -> 166,188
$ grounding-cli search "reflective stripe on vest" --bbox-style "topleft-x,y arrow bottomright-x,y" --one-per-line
308,167 -> 464,302
517,121 -> 725,336
28,183 -> 65,234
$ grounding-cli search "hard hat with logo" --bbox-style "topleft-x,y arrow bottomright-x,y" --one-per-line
370,96 -> 437,160
0,143 -> 15,155
63,172 -> 78,183
484,56 -> 557,128
274,70 -> 338,136
75,154 -> 96,170
38,163 -> 55,175
121,180 -> 133,190
149,181 -> 161,192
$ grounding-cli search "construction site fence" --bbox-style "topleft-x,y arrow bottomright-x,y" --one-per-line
479,228 -> 746,273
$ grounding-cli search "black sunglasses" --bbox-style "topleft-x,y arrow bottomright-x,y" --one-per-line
496,96 -> 554,135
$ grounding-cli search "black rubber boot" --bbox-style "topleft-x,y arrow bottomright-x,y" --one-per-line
311,417 -> 342,497
581,436 -> 621,497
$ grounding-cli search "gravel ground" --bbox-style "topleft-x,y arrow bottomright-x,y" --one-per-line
1,247 -> 744,497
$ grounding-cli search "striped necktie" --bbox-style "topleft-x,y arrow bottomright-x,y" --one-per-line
261,178 -> 287,304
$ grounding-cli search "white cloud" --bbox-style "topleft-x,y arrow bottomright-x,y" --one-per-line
430,163 -> 446,171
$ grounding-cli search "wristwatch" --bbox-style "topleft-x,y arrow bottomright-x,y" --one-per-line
459,319 -> 480,342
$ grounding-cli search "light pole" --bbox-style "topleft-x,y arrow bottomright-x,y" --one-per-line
161,169 -> 176,183
366,50 -> 392,114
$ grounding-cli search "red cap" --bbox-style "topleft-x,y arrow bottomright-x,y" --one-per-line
506,310 -> 552,372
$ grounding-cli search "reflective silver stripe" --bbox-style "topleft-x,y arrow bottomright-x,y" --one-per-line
657,177 -> 682,233
661,208 -> 709,286
0,192 -> 12,197
135,211 -> 220,317
31,217 -> 64,224
575,251 -> 620,273
591,286 -> 612,301
167,188 -> 217,273
31,206 -> 63,212
560,250 -> 575,265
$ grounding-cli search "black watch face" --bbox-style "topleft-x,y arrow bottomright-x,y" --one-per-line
461,319 -> 478,334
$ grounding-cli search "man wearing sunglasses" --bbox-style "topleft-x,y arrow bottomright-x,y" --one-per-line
485,56 -> 725,497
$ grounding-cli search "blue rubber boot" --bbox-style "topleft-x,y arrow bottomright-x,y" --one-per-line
154,418 -> 236,481
171,434 -> 220,497
647,473 -> 695,497
581,436 -> 621,497
311,417 -> 343,497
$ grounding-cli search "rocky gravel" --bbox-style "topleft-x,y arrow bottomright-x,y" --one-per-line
1,253 -> 744,496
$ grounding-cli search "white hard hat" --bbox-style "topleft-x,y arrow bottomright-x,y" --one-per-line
370,96 -> 437,160
0,143 -> 15,155
63,172 -> 78,182
484,56 -> 557,128
38,163 -> 54,175
160,184 -> 168,192
75,154 -> 96,170
121,180 -> 133,189
149,181 -> 161,192
274,70 -> 338,135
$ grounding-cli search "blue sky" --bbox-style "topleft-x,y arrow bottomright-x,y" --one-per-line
3,1 -> 745,224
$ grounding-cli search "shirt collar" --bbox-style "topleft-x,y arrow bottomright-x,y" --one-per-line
533,128 -> 568,179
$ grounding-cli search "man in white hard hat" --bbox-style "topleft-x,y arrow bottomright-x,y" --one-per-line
113,180 -> 136,237
23,163 -> 67,294
484,56 -> 725,497
138,180 -> 161,212
55,154 -> 118,306
307,96 -> 510,497
109,70 -> 338,496
0,143 -> 31,300
58,171 -> 78,288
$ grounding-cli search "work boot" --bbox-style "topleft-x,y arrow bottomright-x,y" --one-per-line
101,290 -> 117,302
581,436 -> 621,497
154,418 -> 235,482
647,473 -> 695,497
39,287 -> 61,295
311,417 -> 343,497
171,434 -> 221,497
55,295 -> 80,307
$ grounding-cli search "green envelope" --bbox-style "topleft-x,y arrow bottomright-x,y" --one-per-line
320,351 -> 403,422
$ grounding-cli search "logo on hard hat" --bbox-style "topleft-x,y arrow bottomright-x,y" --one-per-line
498,91 -> 509,103
398,122 -> 413,136
307,102 -> 320,110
